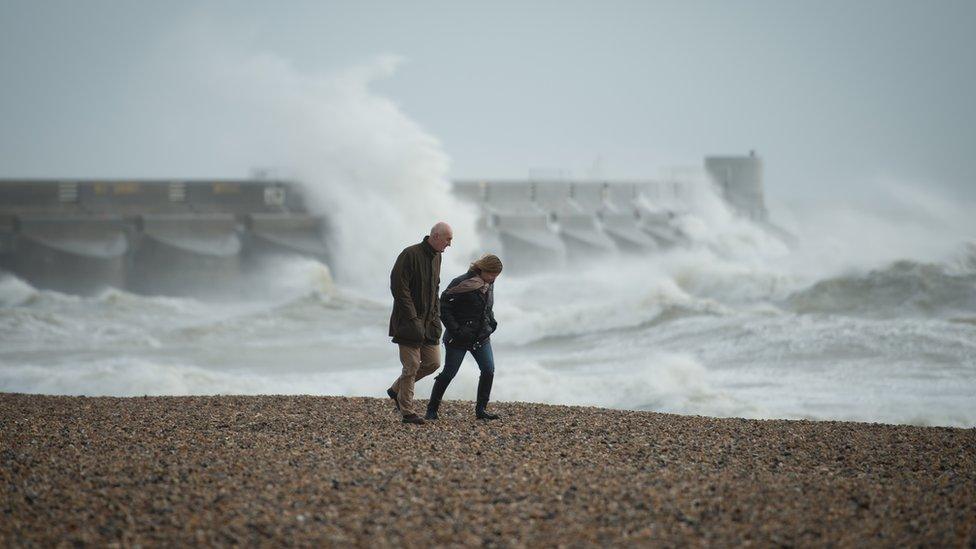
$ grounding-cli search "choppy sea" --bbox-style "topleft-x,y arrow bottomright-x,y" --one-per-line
2,228 -> 974,428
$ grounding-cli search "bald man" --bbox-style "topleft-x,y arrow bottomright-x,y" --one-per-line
387,222 -> 453,424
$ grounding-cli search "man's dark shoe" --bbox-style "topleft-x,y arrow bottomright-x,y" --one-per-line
424,409 -> 439,421
476,410 -> 500,420
387,388 -> 400,412
402,413 -> 425,425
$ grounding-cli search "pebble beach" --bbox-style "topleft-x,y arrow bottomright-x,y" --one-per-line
1,393 -> 974,547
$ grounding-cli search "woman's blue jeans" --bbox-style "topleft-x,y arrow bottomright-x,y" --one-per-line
436,342 -> 495,384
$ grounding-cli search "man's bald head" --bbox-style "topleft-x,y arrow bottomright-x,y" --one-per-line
428,222 -> 453,252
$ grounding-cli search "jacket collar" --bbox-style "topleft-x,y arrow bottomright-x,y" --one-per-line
421,235 -> 437,257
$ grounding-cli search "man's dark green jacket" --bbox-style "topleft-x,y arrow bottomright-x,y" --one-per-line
389,236 -> 442,346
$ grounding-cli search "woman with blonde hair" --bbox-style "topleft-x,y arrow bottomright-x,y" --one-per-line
425,254 -> 503,420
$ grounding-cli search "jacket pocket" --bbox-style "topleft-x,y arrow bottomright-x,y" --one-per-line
428,318 -> 442,340
400,317 -> 424,341
452,320 -> 478,345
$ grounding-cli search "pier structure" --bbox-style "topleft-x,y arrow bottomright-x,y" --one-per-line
0,154 -> 770,291
453,153 -> 768,271
0,179 -> 328,295
704,151 -> 767,221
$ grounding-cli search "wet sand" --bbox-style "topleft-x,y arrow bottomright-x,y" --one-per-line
1,393 -> 974,547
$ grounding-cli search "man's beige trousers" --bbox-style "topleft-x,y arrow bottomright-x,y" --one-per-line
390,344 -> 440,416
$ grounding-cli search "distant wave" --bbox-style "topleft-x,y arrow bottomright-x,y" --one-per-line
784,258 -> 976,318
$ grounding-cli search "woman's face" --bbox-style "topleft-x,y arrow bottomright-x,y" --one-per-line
479,271 -> 500,284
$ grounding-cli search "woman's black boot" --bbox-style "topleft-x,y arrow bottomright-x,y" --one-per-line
425,376 -> 450,420
475,373 -> 499,420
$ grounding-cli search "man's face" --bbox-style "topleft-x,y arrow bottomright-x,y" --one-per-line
429,230 -> 453,252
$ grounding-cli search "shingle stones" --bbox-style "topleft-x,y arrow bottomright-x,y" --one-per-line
1,394 -> 974,546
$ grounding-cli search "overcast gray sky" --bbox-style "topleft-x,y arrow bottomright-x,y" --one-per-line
2,0 -> 974,207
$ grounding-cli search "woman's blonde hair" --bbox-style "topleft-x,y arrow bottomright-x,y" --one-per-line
470,253 -> 503,275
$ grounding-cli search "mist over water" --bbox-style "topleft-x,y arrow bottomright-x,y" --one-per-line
1,34 -> 974,427
61,23 -> 481,293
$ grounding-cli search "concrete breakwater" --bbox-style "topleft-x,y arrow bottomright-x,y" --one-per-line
0,179 -> 328,295
452,153 -> 778,273
0,153 -> 780,292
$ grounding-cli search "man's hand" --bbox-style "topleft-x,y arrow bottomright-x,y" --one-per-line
409,317 -> 424,340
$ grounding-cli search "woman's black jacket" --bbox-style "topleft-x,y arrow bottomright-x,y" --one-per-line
440,271 -> 497,350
